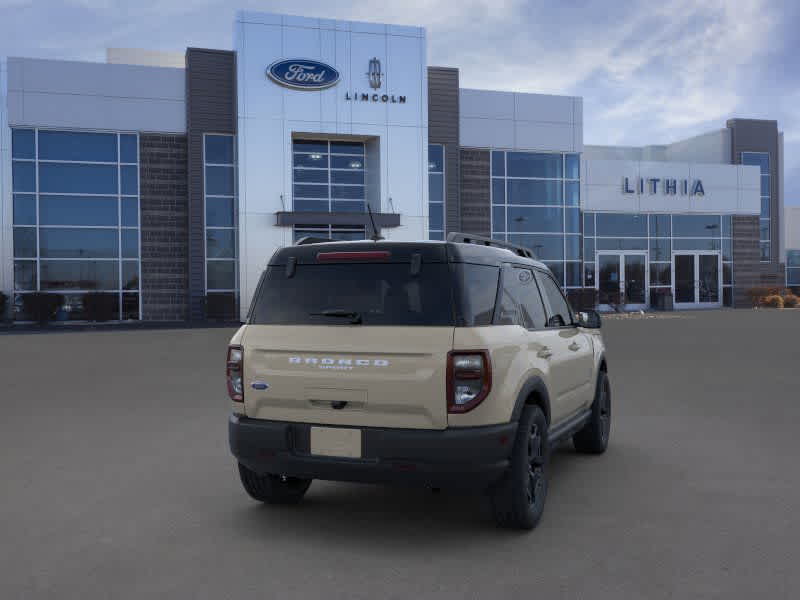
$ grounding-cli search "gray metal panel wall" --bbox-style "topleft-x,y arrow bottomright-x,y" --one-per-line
727,119 -> 784,281
139,134 -> 189,321
186,48 -> 237,321
427,67 -> 460,233
459,149 -> 491,237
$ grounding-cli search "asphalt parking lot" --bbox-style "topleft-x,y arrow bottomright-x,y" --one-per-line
2,309 -> 799,599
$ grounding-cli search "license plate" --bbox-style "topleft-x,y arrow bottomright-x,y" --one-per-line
310,427 -> 362,458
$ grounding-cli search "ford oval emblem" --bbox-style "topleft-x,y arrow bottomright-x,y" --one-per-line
267,59 -> 340,90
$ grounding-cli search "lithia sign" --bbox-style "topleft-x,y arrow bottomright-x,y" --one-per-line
267,57 -> 407,103
623,177 -> 705,196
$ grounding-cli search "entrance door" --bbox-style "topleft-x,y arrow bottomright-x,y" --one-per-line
596,252 -> 648,311
672,252 -> 721,309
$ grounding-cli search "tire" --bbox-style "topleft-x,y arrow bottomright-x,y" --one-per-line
573,370 -> 611,454
490,405 -> 548,530
237,463 -> 311,504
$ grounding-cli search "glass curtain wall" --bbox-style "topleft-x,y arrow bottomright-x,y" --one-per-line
428,144 -> 445,240
742,152 -> 770,261
11,128 -> 141,320
787,250 -> 800,289
491,151 -> 581,288
583,212 -> 734,306
204,134 -> 238,312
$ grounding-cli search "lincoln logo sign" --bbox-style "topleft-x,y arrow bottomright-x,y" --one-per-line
623,177 -> 705,196
266,59 -> 340,90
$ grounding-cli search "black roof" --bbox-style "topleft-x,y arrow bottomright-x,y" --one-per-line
268,239 -> 548,270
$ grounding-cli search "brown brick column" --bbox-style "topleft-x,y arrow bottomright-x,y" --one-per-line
459,149 -> 491,237
732,215 -> 759,307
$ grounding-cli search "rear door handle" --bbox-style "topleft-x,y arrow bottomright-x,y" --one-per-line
568,342 -> 581,352
537,347 -> 553,359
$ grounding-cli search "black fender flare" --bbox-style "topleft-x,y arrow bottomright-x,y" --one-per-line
511,376 -> 551,424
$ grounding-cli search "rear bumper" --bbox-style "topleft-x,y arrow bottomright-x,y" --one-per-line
229,414 -> 517,489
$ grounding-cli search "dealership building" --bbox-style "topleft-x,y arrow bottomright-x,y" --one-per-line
0,11 -> 793,322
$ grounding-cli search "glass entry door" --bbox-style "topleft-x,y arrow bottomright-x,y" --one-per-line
597,252 -> 648,311
672,252 -> 721,309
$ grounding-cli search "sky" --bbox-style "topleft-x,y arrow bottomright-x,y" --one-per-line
1,0 -> 798,205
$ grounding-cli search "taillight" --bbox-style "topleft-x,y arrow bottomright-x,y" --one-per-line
447,350 -> 492,413
227,345 -> 244,402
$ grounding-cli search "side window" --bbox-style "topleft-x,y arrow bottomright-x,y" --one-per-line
457,264 -> 500,326
536,270 -> 573,327
495,267 -> 547,329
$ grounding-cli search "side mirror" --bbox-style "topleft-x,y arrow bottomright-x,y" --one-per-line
577,310 -> 602,329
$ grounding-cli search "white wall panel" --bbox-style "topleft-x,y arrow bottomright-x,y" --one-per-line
514,121 -> 574,152
514,92 -> 572,123
349,32 -> 388,126
459,117 -> 514,149
460,89 -> 514,120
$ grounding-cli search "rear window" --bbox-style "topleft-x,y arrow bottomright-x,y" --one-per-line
249,263 -> 455,326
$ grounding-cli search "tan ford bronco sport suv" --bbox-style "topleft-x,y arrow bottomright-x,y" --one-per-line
227,233 -> 610,529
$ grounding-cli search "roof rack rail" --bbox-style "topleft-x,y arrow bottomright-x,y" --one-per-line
446,232 -> 536,259
295,236 -> 333,246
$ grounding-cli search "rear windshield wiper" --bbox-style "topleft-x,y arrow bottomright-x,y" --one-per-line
309,309 -> 363,324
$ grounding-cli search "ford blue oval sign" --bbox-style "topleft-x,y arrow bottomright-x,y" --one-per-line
267,59 -> 340,90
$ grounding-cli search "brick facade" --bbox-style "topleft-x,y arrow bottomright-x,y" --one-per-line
459,149 -> 491,237
139,134 -> 189,321
732,215 -> 760,307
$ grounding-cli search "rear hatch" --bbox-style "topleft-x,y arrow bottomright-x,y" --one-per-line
242,246 -> 455,429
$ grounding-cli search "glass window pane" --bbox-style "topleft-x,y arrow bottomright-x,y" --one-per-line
565,208 -> 580,233
596,238 -> 647,251
206,197 -> 234,227
332,170 -> 365,185
583,237 -> 594,262
13,194 -> 36,225
545,262 -> 564,287
649,214 -> 671,237
122,293 -> 140,320
787,251 -> 800,268
565,235 -> 580,260
492,207 -> 505,233
584,262 -> 595,287
673,215 -> 721,237
507,152 -> 562,178
761,197 -> 770,218
595,213 -> 647,237
121,165 -> 138,195
507,206 -> 563,233
721,215 -> 732,237
40,195 -> 118,226
649,238 -> 671,261
650,263 -> 671,286
205,135 -> 234,164
330,141 -> 364,155
723,263 -> 732,285
120,134 -> 138,163
428,144 -> 444,172
331,200 -> 365,213
293,153 -> 329,168
121,198 -> 139,227
457,264 -> 500,326
39,163 -> 118,194
495,267 -> 546,329
429,231 -> 444,241
583,213 -> 595,236
12,161 -> 36,192
760,175 -> 770,196
536,270 -> 571,325
38,131 -> 117,162
122,261 -> 139,290
293,140 -> 328,154
331,185 -> 364,200
491,151 -> 505,177
565,154 -> 580,180
294,199 -> 329,212
14,261 -> 37,291
759,219 -> 770,241
293,168 -> 328,184
428,173 -> 443,204
330,228 -> 366,241
294,184 -> 329,199
722,238 -> 732,261
429,203 -> 444,232
12,129 -> 35,159
330,155 -> 362,170
207,260 -> 236,290
723,287 -> 732,307
492,179 -> 505,205
40,228 -> 118,258
787,268 -> 800,285
565,181 -> 579,206
13,227 -> 37,258
122,229 -> 139,258
205,166 -> 234,195
40,260 -> 119,290
741,152 -> 769,174
507,180 -> 562,205
507,234 -> 564,261
207,229 -> 236,258
565,262 -> 581,287
760,242 -> 770,261
673,238 -> 721,251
